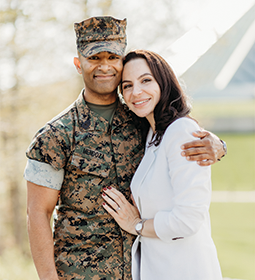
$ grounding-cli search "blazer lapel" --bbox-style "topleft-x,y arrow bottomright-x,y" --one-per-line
133,130 -> 160,212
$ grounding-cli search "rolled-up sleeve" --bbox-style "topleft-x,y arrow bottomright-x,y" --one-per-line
24,159 -> 64,190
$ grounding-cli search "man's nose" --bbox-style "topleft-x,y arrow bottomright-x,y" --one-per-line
98,61 -> 111,72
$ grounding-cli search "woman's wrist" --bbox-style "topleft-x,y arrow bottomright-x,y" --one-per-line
135,219 -> 147,236
137,218 -> 159,239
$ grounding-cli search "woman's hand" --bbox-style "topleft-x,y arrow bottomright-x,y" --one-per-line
102,187 -> 141,235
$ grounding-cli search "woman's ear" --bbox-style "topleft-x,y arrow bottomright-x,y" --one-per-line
73,57 -> 82,74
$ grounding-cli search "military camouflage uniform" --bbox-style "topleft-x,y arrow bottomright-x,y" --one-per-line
26,91 -> 144,279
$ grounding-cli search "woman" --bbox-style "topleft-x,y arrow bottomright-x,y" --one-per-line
102,50 -> 222,279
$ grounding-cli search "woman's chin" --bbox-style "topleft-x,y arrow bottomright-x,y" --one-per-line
129,108 -> 148,118
136,113 -> 147,118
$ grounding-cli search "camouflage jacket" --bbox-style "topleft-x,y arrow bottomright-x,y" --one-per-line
26,91 -> 144,280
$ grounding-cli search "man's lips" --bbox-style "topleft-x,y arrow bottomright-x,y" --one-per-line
94,74 -> 115,79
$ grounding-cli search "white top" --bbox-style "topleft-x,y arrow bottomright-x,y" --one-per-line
131,117 -> 222,280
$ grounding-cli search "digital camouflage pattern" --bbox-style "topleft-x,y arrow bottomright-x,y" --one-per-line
26,91 -> 144,280
74,16 -> 127,58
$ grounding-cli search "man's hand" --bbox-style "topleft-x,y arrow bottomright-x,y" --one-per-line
181,130 -> 225,166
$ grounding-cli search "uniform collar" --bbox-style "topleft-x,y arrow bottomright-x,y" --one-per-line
112,97 -> 133,128
76,89 -> 133,132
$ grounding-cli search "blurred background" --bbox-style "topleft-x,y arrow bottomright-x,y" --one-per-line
0,0 -> 254,279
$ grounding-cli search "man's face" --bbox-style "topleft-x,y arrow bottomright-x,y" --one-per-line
75,51 -> 123,104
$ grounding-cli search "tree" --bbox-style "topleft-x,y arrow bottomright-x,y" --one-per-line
0,0 -> 183,256
0,0 -> 116,255
0,0 -> 28,253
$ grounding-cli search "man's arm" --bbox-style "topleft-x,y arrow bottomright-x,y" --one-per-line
27,181 -> 60,280
181,130 -> 227,166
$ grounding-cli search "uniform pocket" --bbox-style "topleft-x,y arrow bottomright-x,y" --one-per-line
71,149 -> 111,178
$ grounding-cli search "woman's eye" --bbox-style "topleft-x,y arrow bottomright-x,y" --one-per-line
123,84 -> 131,90
142,78 -> 151,83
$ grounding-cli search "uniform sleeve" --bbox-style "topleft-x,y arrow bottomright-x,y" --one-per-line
154,118 -> 211,242
26,123 -> 70,171
24,159 -> 64,190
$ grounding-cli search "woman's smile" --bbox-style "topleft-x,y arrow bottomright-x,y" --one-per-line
133,98 -> 151,106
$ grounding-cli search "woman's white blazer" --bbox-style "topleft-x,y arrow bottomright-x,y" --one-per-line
131,118 -> 222,280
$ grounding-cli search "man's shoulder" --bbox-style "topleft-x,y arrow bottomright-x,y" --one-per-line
48,102 -> 78,127
46,92 -> 87,131
26,99 -> 82,168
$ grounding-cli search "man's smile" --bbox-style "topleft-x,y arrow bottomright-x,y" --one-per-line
94,74 -> 115,80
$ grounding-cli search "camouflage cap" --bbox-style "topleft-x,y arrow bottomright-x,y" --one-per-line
74,16 -> 127,58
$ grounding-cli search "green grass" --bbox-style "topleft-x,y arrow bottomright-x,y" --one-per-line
211,133 -> 255,191
210,203 -> 255,280
191,100 -> 255,118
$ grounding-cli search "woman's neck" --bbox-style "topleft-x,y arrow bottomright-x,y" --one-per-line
146,114 -> 156,133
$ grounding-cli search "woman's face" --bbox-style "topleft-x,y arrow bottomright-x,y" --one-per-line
122,58 -> 161,120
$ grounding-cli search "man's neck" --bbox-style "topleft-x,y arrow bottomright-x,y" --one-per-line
83,89 -> 118,105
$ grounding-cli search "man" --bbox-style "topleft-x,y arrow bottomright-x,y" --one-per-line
25,16 -> 226,280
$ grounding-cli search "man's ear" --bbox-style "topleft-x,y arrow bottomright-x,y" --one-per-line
74,57 -> 82,74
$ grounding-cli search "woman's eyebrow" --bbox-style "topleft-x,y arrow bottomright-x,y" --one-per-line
122,79 -> 131,84
122,73 -> 152,84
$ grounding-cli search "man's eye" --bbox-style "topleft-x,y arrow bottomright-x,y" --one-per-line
88,56 -> 99,60
109,55 -> 120,60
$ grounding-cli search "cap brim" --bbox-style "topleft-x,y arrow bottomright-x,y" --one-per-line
78,41 -> 126,58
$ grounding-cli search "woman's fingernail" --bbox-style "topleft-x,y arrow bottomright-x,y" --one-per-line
102,193 -> 106,196
107,186 -> 112,190
103,187 -> 107,191
102,203 -> 106,206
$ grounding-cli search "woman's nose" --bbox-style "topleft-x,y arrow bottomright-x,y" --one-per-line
132,85 -> 142,96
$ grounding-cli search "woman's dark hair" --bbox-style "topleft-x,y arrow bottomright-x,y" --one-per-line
122,50 -> 191,146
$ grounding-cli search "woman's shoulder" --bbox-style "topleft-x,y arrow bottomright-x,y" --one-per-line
162,117 -> 200,144
167,117 -> 200,132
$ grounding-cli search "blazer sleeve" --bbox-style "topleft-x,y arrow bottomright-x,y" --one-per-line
154,118 -> 212,242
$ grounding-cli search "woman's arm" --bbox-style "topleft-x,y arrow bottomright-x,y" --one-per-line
154,118 -> 211,242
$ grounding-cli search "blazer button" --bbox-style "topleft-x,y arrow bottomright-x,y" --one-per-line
172,237 -> 184,240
